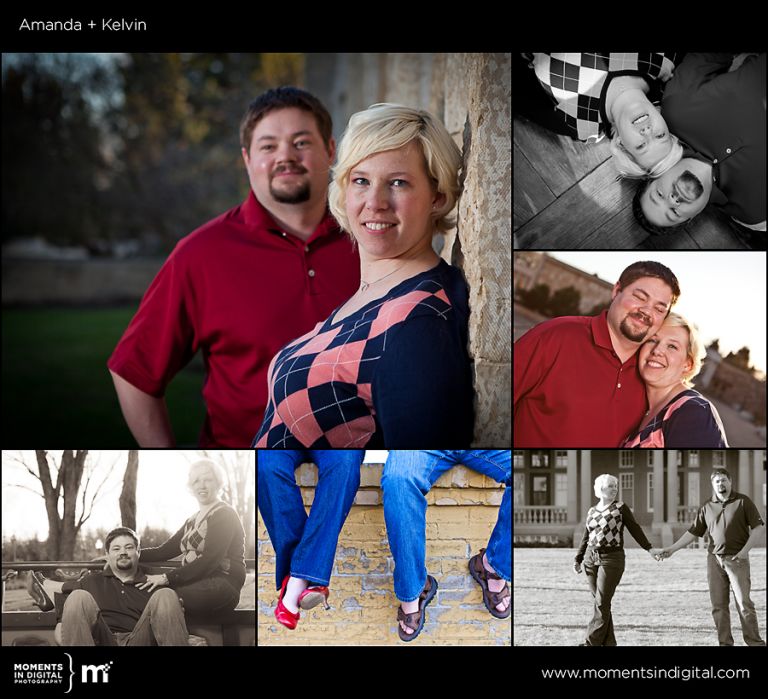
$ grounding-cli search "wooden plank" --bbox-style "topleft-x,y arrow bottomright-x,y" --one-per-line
513,115 -> 612,197
516,160 -> 638,249
513,143 -> 555,229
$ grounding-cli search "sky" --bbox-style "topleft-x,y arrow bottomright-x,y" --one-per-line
1,450 -> 254,542
547,252 -> 767,376
1,450 -> 386,542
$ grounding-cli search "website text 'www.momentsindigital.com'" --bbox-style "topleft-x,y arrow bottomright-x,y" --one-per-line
541,666 -> 750,680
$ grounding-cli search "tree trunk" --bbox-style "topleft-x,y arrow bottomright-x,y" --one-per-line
119,450 -> 139,531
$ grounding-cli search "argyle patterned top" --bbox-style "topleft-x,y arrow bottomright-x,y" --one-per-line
620,389 -> 728,448
574,500 -> 653,563
531,52 -> 680,141
253,260 -> 473,448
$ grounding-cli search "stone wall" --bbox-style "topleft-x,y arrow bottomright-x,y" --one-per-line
257,461 -> 510,646
307,53 -> 512,446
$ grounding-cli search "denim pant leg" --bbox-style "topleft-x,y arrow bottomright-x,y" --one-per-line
583,550 -> 625,646
707,553 -> 734,646
456,450 -> 511,582
257,450 -> 310,590
289,449 -> 364,587
60,589 -> 116,646
126,588 -> 189,646
721,556 -> 765,646
382,450 -> 459,602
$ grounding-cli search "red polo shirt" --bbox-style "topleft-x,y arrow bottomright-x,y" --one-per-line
514,311 -> 647,447
108,191 -> 360,447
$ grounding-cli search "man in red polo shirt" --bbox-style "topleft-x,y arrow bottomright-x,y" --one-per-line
108,87 -> 360,446
514,261 -> 680,447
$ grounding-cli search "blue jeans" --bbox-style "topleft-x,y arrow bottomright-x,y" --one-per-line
257,449 -> 365,589
382,450 -> 511,602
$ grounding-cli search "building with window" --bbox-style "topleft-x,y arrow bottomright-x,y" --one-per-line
513,450 -> 766,547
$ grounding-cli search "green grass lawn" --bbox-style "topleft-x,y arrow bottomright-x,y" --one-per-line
2,307 -> 206,446
513,548 -> 767,646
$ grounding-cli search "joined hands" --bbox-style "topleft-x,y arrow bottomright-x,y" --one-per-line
649,548 -> 671,561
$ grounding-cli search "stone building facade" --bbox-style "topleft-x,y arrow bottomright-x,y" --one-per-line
306,53 -> 511,446
513,449 -> 767,547
513,251 -> 613,314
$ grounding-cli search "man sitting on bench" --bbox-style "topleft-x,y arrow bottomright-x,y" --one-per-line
28,527 -> 189,646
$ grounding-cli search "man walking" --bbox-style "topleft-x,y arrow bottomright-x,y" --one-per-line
662,469 -> 766,646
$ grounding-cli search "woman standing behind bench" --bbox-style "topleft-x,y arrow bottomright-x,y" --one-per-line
137,459 -> 246,613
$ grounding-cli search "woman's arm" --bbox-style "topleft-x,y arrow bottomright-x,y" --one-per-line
164,508 -> 242,587
139,524 -> 185,562
373,316 -> 474,447
620,504 -> 653,550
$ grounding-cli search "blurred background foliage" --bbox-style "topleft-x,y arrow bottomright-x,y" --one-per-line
2,52 -> 304,252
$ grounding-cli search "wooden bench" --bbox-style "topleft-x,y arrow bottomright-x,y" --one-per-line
2,560 -> 255,646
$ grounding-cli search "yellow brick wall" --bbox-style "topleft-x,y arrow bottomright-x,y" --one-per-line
257,462 -> 511,646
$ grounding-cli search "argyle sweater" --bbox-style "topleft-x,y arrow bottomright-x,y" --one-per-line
574,500 -> 653,563
253,260 -> 473,448
531,52 -> 681,142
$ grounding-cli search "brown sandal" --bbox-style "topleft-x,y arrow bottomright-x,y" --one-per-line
396,575 -> 438,642
469,549 -> 510,619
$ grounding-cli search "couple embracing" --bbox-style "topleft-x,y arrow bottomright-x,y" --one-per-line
257,450 -> 510,642
515,260 -> 728,448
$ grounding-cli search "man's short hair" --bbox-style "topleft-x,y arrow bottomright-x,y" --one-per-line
617,260 -> 681,307
710,468 -> 732,481
239,86 -> 333,152
632,180 -> 688,236
105,527 -> 140,551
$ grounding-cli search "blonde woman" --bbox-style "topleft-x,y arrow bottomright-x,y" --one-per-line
253,103 -> 473,448
136,459 -> 246,613
621,312 -> 728,447
573,474 -> 664,646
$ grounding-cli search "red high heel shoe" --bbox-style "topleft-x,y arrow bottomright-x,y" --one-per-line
298,584 -> 330,611
274,576 -> 301,630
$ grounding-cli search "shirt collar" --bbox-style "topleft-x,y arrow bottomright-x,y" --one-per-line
241,190 -> 341,242
590,310 -> 640,367
710,492 -> 737,505
103,565 -> 148,583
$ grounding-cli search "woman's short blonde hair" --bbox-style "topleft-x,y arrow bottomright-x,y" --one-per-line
187,459 -> 227,494
661,312 -> 706,388
593,474 -> 618,498
610,132 -> 683,179
328,103 -> 461,236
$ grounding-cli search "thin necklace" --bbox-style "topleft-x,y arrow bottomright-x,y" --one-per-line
359,263 -> 407,292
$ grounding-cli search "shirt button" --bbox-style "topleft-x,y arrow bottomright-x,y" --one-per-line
617,383 -> 622,388
305,245 -> 310,252
281,232 -> 287,237
713,158 -> 718,164
308,269 -> 316,277
726,148 -> 732,154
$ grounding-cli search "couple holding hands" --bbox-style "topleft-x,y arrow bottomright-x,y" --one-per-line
573,470 -> 765,647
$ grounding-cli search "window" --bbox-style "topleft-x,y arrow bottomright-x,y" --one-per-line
712,450 -> 725,467
531,452 -> 549,468
531,475 -> 549,506
688,450 -> 699,468
555,473 -> 568,507
555,451 -> 568,467
647,473 -> 654,513
513,451 -> 525,469
647,452 -> 654,468
513,474 -> 525,506
619,451 -> 634,468
620,473 -> 634,508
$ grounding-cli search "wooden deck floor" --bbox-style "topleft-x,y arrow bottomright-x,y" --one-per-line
513,115 -> 750,250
